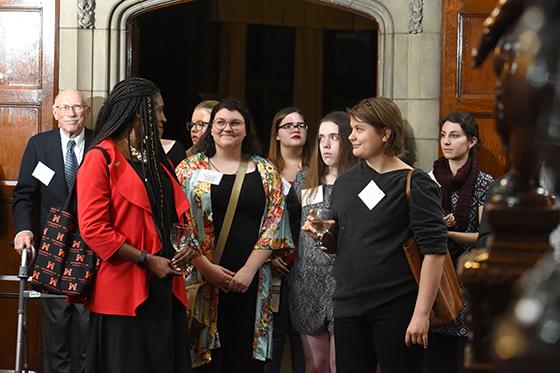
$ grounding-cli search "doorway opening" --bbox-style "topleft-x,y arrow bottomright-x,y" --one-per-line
129,0 -> 378,151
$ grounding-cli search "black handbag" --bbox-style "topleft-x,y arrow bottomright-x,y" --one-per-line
31,146 -> 110,300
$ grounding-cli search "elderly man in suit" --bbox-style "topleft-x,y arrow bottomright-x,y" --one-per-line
12,89 -> 93,373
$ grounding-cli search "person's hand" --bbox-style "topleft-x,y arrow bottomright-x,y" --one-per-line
271,257 -> 290,277
13,231 -> 34,255
405,312 -> 430,349
203,263 -> 235,293
302,209 -> 335,241
171,246 -> 195,271
443,213 -> 457,228
228,266 -> 256,293
146,255 -> 182,279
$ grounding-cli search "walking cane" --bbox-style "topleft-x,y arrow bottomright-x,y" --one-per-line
14,247 -> 33,373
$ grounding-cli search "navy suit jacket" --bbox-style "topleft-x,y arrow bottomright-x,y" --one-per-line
12,128 -> 94,235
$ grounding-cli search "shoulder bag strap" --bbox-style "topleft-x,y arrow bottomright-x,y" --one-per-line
213,154 -> 250,264
405,168 -> 414,201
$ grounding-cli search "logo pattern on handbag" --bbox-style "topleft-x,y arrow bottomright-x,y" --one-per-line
31,208 -> 101,296
30,146 -> 109,299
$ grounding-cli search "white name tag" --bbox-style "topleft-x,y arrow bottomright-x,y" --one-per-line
281,178 -> 292,196
32,161 -> 55,187
301,186 -> 323,207
197,169 -> 223,185
358,180 -> 385,210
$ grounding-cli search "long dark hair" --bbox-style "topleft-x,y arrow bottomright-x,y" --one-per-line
93,77 -> 173,249
303,111 -> 357,191
197,97 -> 261,157
440,111 -> 481,156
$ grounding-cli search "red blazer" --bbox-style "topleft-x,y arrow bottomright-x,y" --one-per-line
77,139 -> 189,316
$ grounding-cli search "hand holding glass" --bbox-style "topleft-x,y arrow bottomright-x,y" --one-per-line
309,208 -> 334,251
170,223 -> 196,276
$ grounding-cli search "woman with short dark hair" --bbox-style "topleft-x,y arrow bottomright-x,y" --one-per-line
305,97 -> 447,373
176,98 -> 293,372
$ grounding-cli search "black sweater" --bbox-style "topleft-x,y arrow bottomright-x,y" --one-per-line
330,161 -> 447,318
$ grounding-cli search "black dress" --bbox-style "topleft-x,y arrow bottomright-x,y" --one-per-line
193,170 -> 266,373
86,161 -> 191,373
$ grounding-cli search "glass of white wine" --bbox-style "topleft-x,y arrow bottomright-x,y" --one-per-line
170,223 -> 195,276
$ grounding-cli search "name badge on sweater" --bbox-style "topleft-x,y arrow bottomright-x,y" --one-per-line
281,178 -> 292,196
358,180 -> 385,210
301,186 -> 323,207
197,169 -> 223,185
32,161 -> 55,186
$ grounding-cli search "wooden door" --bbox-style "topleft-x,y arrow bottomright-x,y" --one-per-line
440,0 -> 505,178
0,0 -> 58,370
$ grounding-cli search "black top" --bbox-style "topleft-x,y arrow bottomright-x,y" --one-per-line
330,161 -> 447,318
165,141 -> 187,168
211,170 -> 266,271
128,160 -> 178,259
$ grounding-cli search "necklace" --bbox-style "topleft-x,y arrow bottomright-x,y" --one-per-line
208,158 -> 240,174
129,144 -> 147,163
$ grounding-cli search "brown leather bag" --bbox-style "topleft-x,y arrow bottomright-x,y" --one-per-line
402,169 -> 463,327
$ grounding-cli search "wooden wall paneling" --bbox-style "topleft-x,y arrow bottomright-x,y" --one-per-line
440,0 -> 505,178
0,0 -> 58,371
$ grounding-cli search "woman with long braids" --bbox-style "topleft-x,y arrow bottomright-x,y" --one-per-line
77,78 -> 194,373
425,112 -> 493,373
176,98 -> 293,372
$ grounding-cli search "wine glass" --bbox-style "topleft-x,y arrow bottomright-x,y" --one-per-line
170,223 -> 195,276
310,208 -> 334,251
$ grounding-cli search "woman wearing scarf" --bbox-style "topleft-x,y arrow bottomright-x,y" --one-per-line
426,112 -> 493,373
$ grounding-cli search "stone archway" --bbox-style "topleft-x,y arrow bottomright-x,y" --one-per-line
103,0 -> 395,97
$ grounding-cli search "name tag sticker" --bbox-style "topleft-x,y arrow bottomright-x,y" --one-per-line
281,178 -> 292,196
301,186 -> 323,207
358,180 -> 385,210
32,161 -> 55,186
198,169 -> 223,185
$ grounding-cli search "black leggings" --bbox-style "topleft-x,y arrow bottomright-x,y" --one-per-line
334,292 -> 424,373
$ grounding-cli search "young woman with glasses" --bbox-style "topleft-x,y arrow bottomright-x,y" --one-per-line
176,98 -> 293,372
186,100 -> 219,156
264,107 -> 309,373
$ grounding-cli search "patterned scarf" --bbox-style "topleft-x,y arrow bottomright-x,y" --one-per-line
433,156 -> 480,231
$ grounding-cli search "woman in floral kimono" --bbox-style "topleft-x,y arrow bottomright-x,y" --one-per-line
176,98 -> 293,372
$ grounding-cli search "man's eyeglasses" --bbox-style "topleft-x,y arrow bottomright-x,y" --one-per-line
212,119 -> 245,130
187,121 -> 209,131
54,104 -> 86,113
278,122 -> 307,131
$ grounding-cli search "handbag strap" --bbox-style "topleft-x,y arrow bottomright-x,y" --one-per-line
405,168 -> 414,201
213,155 -> 249,264
64,146 -> 111,212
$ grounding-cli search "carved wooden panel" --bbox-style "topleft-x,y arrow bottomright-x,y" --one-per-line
0,0 -> 58,371
0,9 -> 41,87
440,0 -> 505,178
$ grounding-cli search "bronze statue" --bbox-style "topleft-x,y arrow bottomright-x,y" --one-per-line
459,0 -> 560,371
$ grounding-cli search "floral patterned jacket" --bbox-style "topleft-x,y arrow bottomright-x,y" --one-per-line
176,152 -> 293,367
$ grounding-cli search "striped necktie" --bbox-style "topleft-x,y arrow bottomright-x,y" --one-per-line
65,140 -> 78,190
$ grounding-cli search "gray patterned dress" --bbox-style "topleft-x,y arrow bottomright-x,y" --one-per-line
287,170 -> 336,335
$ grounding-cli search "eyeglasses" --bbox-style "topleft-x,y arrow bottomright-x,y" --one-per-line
212,119 -> 245,130
187,121 -> 209,131
278,122 -> 307,131
54,104 -> 86,113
